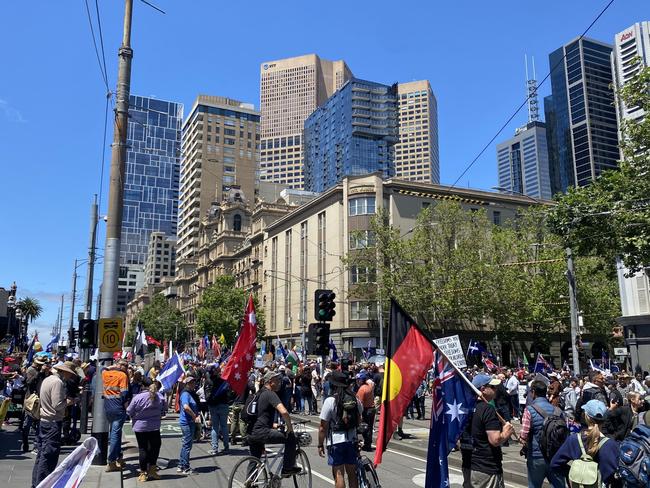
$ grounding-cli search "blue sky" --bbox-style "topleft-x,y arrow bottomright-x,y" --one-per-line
0,0 -> 643,339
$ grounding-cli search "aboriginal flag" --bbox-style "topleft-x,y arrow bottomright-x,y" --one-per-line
374,299 -> 435,466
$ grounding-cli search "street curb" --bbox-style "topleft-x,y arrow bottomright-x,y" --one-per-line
290,413 -> 529,486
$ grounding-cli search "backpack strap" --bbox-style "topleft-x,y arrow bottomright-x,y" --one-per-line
531,404 -> 549,419
577,434 -> 588,458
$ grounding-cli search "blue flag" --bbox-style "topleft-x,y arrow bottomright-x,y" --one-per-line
467,339 -> 487,356
46,334 -> 60,352
425,351 -> 477,488
7,337 -> 15,354
26,334 -> 38,364
533,353 -> 552,373
329,339 -> 338,361
276,337 -> 287,359
157,352 -> 185,393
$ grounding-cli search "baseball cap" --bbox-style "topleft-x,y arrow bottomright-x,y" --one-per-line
472,374 -> 501,389
356,372 -> 369,381
581,399 -> 607,422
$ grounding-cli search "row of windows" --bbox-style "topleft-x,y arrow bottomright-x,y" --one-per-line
348,196 -> 376,216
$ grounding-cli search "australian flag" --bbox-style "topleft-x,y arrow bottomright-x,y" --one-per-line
533,353 -> 552,373
425,351 -> 477,488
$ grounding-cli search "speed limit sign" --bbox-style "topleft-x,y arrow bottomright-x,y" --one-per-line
98,318 -> 123,353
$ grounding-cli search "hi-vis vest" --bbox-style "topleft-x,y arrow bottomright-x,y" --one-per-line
102,369 -> 128,414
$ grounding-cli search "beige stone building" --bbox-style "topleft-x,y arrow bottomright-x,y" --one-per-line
395,80 -> 439,184
259,54 -> 353,189
144,232 -> 176,285
260,173 -> 538,355
176,95 -> 260,262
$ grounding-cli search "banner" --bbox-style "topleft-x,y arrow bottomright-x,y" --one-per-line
36,437 -> 98,488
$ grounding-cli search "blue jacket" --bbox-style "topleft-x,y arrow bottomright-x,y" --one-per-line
527,397 -> 557,459
550,433 -> 620,486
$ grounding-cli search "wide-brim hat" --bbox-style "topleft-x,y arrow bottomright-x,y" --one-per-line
54,362 -> 77,376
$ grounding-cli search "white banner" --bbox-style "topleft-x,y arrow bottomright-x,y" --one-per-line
433,335 -> 467,369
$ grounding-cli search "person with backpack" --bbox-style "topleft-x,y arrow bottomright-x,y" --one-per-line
551,400 -> 620,488
318,371 -> 362,488
519,380 -> 568,488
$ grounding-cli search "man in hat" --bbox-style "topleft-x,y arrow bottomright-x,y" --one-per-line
248,370 -> 301,476
22,356 -> 49,453
318,370 -> 362,488
31,362 -> 77,488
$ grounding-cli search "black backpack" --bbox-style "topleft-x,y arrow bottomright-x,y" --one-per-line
241,390 -> 262,426
331,390 -> 361,432
531,404 -> 570,462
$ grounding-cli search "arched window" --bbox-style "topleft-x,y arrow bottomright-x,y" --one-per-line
233,214 -> 242,232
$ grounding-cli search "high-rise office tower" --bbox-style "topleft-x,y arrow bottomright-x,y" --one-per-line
117,95 -> 182,314
612,22 -> 650,127
259,54 -> 353,190
395,81 -> 440,183
544,37 -> 619,194
303,79 -> 398,193
176,95 -> 260,261
496,122 -> 552,200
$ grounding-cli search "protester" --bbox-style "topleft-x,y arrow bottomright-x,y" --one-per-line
205,364 -> 230,455
575,371 -> 608,426
319,370 -> 362,488
22,356 -> 48,453
469,373 -> 514,488
505,370 -> 520,419
519,380 -> 566,488
248,370 -> 301,476
355,371 -> 375,451
177,376 -> 199,474
103,361 -> 130,472
126,379 -> 164,481
31,362 -> 77,488
551,400 -> 620,488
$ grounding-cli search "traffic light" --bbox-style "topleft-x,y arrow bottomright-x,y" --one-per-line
314,289 -> 336,322
68,329 -> 78,350
311,322 -> 330,356
79,319 -> 97,349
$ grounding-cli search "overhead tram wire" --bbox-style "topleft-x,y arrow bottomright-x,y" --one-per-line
94,0 -> 110,94
83,0 -> 109,93
450,0 -> 616,189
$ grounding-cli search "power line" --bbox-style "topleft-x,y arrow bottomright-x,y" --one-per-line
98,93 -> 111,212
82,0 -> 109,92
93,0 -> 110,91
450,0 -> 616,188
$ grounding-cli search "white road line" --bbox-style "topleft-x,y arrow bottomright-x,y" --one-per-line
385,449 -> 523,488
265,448 -> 334,485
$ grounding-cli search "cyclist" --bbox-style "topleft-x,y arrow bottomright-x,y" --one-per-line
247,370 -> 301,477
318,370 -> 362,488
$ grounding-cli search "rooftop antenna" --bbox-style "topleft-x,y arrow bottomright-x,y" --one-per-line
525,55 -> 540,123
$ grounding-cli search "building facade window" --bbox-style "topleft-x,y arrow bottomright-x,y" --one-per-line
233,214 -> 242,232
350,301 -> 378,320
349,230 -> 376,250
317,211 -> 326,287
300,221 -> 308,326
270,237 -> 278,332
348,196 -> 376,216
492,211 -> 501,226
284,230 -> 292,330
350,266 -> 377,284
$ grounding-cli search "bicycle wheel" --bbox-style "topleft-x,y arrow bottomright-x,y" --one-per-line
229,456 -> 268,488
358,456 -> 381,488
293,449 -> 312,488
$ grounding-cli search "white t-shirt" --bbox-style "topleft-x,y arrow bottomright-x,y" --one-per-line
506,376 -> 519,395
320,395 -> 362,446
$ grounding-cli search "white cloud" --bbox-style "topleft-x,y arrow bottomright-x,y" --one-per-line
0,98 -> 27,123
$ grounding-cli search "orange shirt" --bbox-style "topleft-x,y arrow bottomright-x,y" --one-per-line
356,383 -> 375,408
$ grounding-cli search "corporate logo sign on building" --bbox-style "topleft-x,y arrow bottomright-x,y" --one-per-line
263,63 -> 277,71
620,31 -> 634,43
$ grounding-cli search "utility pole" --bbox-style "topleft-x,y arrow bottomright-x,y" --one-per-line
92,0 -> 133,466
68,259 -> 78,350
58,294 -> 64,339
566,248 -> 581,375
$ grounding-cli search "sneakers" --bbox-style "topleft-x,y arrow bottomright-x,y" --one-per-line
176,467 -> 185,473
281,466 -> 302,477
147,466 -> 161,480
137,472 -> 148,482
182,468 -> 193,475
208,449 -> 219,455
106,461 -> 121,473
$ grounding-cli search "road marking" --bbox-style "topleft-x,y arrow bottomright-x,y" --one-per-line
265,448 -> 334,485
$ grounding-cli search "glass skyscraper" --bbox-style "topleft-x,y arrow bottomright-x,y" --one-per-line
121,95 -> 183,265
303,79 -> 398,193
544,37 -> 619,194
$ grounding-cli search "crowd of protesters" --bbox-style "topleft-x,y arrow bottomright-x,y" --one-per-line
3,340 -> 650,488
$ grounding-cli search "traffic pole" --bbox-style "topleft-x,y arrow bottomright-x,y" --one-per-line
91,0 -> 133,466
68,259 -> 78,352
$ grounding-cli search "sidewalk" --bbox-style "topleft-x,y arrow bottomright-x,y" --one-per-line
0,419 -> 121,488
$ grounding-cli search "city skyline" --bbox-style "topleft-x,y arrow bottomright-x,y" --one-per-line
0,1 -> 644,337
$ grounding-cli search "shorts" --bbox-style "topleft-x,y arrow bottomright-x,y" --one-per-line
327,442 -> 356,466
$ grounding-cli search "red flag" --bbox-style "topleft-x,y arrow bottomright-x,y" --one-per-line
146,335 -> 161,347
482,355 -> 497,372
212,335 -> 221,359
197,337 -> 206,360
374,300 -> 434,466
220,295 -> 257,396
163,340 -> 169,362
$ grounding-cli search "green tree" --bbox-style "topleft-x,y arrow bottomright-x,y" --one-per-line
128,294 -> 186,348
548,65 -> 650,273
17,297 -> 43,328
195,275 -> 265,345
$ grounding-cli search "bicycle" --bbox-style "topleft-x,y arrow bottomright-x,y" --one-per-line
228,422 -> 312,488
355,423 -> 381,488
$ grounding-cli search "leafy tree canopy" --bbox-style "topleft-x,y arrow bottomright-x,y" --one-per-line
128,293 -> 186,347
195,275 -> 265,345
548,65 -> 650,273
